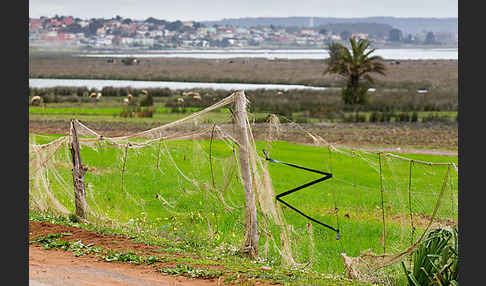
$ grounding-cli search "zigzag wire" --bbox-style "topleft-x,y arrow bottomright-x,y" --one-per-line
263,149 -> 340,240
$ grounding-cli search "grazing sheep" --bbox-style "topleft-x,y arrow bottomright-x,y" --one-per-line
89,92 -> 102,101
30,95 -> 42,105
123,94 -> 133,104
182,91 -> 200,97
192,95 -> 202,100
177,97 -> 185,103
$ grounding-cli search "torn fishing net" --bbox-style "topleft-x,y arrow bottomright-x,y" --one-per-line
29,91 -> 457,284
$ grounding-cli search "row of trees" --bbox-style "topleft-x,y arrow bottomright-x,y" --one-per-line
388,29 -> 439,45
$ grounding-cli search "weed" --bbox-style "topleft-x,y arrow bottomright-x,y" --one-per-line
30,234 -> 104,256
69,213 -> 80,223
157,264 -> 224,279
103,251 -> 147,264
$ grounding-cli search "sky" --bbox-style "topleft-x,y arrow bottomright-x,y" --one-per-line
29,0 -> 458,21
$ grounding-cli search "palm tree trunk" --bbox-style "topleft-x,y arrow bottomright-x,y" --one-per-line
347,75 -> 361,104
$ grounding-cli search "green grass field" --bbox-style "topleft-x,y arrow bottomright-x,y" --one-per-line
29,132 -> 458,284
28,103 -> 269,125
29,101 -> 456,124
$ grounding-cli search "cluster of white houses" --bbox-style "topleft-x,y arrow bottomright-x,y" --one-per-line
29,16 -> 375,49
29,16 -> 455,49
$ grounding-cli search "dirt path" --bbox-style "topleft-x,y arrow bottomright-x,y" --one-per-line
29,221 -> 223,286
30,246 -> 216,286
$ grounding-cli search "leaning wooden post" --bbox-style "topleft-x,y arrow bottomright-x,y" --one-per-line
69,119 -> 88,221
234,90 -> 259,259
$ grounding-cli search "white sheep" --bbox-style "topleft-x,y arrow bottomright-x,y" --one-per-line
122,94 -> 134,105
89,92 -> 97,98
182,91 -> 200,97
96,92 -> 102,99
30,95 -> 42,105
192,95 -> 202,100
177,97 -> 185,103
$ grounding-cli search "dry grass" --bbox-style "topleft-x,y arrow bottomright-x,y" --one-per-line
29,52 -> 458,89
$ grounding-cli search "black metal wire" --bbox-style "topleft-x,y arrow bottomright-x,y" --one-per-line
263,149 -> 340,240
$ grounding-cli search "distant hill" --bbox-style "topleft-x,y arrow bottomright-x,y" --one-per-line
318,23 -> 394,38
201,17 -> 457,35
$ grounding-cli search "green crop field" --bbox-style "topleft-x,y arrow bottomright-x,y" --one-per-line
29,133 -> 457,284
28,104 -> 269,126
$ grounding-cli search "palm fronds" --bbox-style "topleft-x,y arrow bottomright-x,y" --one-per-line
324,37 -> 387,104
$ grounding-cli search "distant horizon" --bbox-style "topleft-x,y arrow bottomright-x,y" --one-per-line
30,15 -> 458,22
29,0 -> 457,22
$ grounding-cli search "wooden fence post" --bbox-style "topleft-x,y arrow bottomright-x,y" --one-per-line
234,90 -> 259,259
70,119 -> 88,221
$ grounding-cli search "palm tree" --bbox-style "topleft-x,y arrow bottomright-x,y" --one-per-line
324,37 -> 387,104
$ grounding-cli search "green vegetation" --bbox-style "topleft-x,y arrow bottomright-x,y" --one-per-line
401,228 -> 458,285
157,264 -> 223,279
30,133 -> 457,284
29,94 -> 457,124
31,233 -> 105,257
29,217 -> 370,285
28,51 -> 457,284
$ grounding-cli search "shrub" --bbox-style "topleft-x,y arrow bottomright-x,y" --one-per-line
369,111 -> 379,122
342,86 -> 370,105
343,113 -> 354,123
354,112 -> 366,122
398,112 -> 410,122
411,112 -> 419,122
401,227 -> 458,286
139,93 -> 154,107
422,113 -> 451,123
41,93 -> 58,103
378,111 -> 393,122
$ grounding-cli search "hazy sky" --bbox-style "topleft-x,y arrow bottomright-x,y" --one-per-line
29,0 -> 458,21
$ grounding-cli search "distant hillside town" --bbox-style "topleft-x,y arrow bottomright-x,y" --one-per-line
29,15 -> 458,50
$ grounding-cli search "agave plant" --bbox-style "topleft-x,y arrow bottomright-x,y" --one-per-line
401,227 -> 458,286
324,37 -> 387,105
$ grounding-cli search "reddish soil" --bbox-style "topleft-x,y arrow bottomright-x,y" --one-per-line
28,221 -> 257,286
30,246 -> 215,286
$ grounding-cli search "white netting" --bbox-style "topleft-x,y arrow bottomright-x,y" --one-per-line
29,90 -> 458,283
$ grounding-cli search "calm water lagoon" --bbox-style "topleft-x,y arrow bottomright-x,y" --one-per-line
77,48 -> 458,60
29,78 -> 327,91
